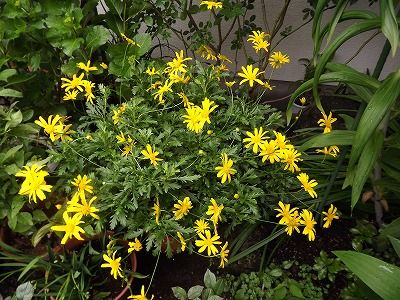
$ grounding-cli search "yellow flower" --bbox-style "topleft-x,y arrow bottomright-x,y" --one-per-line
169,72 -> 190,84
199,97 -> 218,125
238,65 -> 264,87
259,140 -> 280,164
206,198 -> 224,226
217,53 -> 232,63
61,73 -> 85,92
300,209 -> 317,241
299,97 -> 307,105
215,153 -> 236,184
82,80 -> 95,104
35,115 -> 62,142
128,285 -> 154,300
195,230 -> 222,256
121,33 -> 138,45
225,81 -> 236,88
322,204 -> 339,228
317,112 -> 337,133
152,80 -> 173,104
141,144 -> 163,166
273,131 -> 290,150
165,50 -> 192,75
15,164 -> 47,179
128,238 -> 143,253
145,67 -> 159,76
55,121 -> 74,142
17,165 -> 52,203
247,31 -> 270,44
183,106 -> 203,133
278,148 -> 301,173
284,211 -> 301,236
67,195 -> 100,219
196,44 -> 217,60
252,39 -> 270,53
71,174 -> 93,199
316,145 -> 340,157
200,1 -> 223,10
177,92 -> 193,108
243,127 -> 268,153
297,173 -> 318,198
101,251 -> 123,279
121,140 -> 135,157
63,90 -> 79,101
147,81 -> 162,92
216,64 -> 229,73
275,201 -> 298,225
116,132 -> 126,144
219,241 -> 229,268
112,109 -> 121,124
119,103 -> 127,112
194,219 -> 210,235
177,232 -> 186,252
100,62 -> 108,69
173,197 -> 193,220
152,199 -> 161,225
234,193 -> 240,199
268,51 -> 290,69
263,81 -> 273,90
51,212 -> 85,245
77,60 -> 98,73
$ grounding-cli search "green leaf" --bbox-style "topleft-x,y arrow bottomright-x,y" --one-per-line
325,0 -> 349,44
334,251 -> 400,300
0,88 -> 23,98
14,212 -> 33,233
288,281 -> 305,299
134,33 -> 152,57
61,58 -> 80,76
0,144 -> 23,164
381,217 -> 400,238
0,69 -> 17,82
229,229 -> 284,264
204,269 -> 216,289
349,70 -> 400,169
287,70 -> 379,123
104,0 -> 123,16
312,0 -> 330,54
299,130 -> 355,152
61,38 -> 84,56
208,296 -> 223,300
273,286 -> 287,300
85,25 -> 111,52
5,110 -> 23,131
388,236 -> 400,258
32,209 -> 48,222
381,0 -> 399,56
172,286 -> 187,300
18,256 -> 41,281
312,18 -> 381,112
350,130 -> 384,209
32,223 -> 53,247
188,286 -> 203,299
15,282 -> 34,300
270,268 -> 283,277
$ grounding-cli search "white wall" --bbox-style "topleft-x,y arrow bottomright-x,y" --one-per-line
98,1 -> 399,81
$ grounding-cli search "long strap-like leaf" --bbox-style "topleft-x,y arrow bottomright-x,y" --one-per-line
313,18 -> 381,112
348,70 -> 400,170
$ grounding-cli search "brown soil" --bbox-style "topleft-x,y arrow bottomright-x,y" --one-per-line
133,219 -> 354,300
